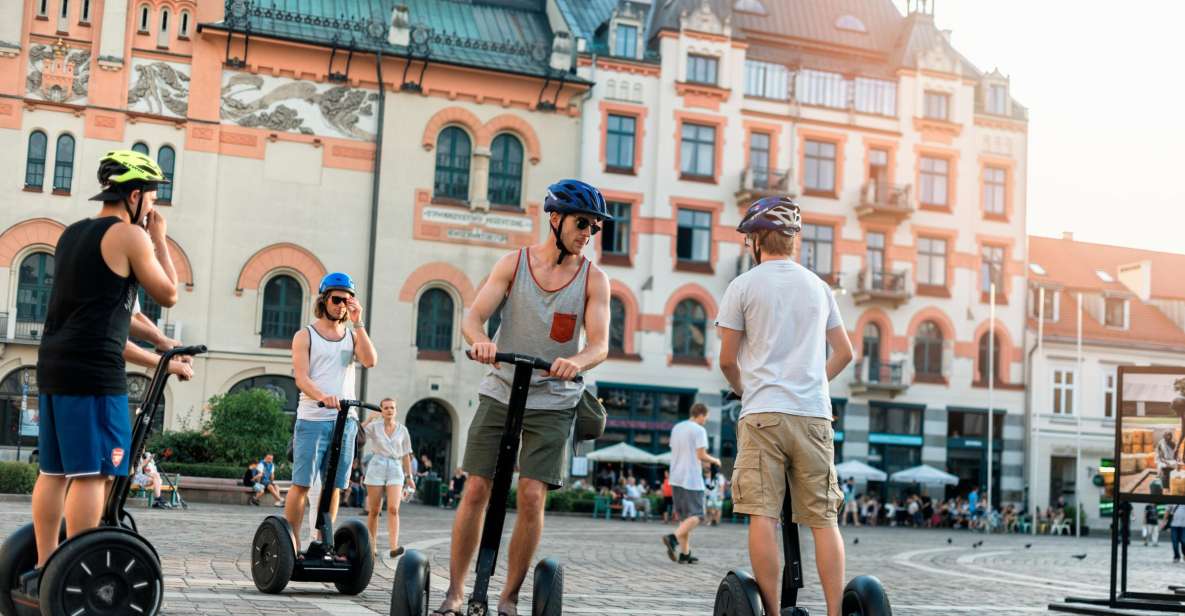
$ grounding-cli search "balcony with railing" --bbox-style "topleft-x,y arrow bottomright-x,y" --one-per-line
0,311 -> 45,343
852,269 -> 911,307
850,357 -> 909,397
855,181 -> 913,223
736,166 -> 794,203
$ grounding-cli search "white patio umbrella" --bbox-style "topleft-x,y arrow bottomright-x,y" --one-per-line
585,443 -> 658,465
834,460 -> 887,482
888,464 -> 959,486
653,451 -> 672,466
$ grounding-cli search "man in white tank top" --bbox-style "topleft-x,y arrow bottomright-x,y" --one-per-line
284,272 -> 377,549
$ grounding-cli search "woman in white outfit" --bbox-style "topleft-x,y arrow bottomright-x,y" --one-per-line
361,397 -> 416,557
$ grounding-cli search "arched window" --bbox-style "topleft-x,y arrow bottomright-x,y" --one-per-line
416,288 -> 454,353
157,8 -> 170,47
229,374 -> 300,418
24,131 -> 47,188
81,0 -> 92,23
609,296 -> 626,354
16,253 -> 54,337
157,145 -> 175,202
127,374 -> 166,434
131,142 -> 150,155
913,321 -> 943,379
138,4 -> 150,32
862,322 -> 882,383
977,332 -> 1001,385
52,134 -> 74,193
0,367 -> 40,447
260,275 -> 303,347
433,127 -> 471,200
179,11 -> 191,38
488,134 -> 523,207
671,299 -> 707,359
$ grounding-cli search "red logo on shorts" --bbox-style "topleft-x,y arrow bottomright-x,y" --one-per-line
111,448 -> 124,467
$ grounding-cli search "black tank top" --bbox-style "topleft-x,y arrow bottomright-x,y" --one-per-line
37,217 -> 138,395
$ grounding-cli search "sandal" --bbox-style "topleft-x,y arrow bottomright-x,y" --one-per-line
431,608 -> 463,616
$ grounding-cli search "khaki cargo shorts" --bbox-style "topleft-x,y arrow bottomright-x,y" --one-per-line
730,412 -> 843,528
463,395 -> 575,490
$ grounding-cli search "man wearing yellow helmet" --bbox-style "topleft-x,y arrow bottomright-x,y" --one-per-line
21,150 -> 184,596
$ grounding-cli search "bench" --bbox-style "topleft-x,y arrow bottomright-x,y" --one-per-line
174,477 -> 291,506
592,495 -> 622,519
128,473 -> 181,508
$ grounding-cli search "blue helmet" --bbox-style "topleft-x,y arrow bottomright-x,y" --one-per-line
543,180 -> 611,221
319,272 -> 356,295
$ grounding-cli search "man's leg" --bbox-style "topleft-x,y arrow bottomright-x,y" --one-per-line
674,513 -> 700,554
499,478 -> 547,612
748,515 -> 781,615
63,477 -> 106,538
810,525 -> 846,616
31,474 -> 68,568
268,483 -> 284,504
439,475 -> 492,610
284,485 -> 309,547
151,472 -> 163,499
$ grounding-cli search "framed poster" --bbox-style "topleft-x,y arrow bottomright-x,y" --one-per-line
1116,366 -> 1185,502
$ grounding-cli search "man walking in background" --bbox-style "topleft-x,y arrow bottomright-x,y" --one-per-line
662,403 -> 720,564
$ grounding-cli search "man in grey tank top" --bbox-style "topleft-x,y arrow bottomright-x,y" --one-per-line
433,180 -> 611,616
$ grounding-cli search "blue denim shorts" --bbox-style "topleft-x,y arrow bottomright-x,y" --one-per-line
291,418 -> 358,490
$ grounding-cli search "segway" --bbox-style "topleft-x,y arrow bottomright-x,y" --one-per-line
713,394 -> 891,616
251,399 -> 376,595
0,344 -> 207,616
391,352 -> 566,616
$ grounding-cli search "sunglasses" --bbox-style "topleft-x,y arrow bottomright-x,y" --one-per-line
573,217 -> 602,236
328,296 -> 351,305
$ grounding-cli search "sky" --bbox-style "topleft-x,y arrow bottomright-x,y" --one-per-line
893,0 -> 1185,253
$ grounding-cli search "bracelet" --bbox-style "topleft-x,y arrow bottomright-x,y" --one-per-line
352,321 -> 365,329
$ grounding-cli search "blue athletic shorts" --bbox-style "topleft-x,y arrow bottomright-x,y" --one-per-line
291,418 -> 358,490
38,393 -> 131,478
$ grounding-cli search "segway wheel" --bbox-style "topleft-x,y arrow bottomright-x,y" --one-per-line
841,575 -> 892,616
531,558 -> 563,616
332,519 -> 374,595
0,521 -> 66,616
712,571 -> 761,616
251,516 -> 295,594
390,549 -> 430,616
39,529 -> 162,616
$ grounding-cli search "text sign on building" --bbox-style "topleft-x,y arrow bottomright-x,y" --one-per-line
413,189 -> 540,249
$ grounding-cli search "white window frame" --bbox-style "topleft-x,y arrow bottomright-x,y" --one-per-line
853,77 -> 897,116
987,84 -> 1007,115
179,10 -> 191,38
157,8 -> 170,47
1052,366 -> 1077,416
57,0 -> 70,32
796,69 -> 848,109
37,0 -> 49,18
80,0 -> 91,23
1030,287 -> 1060,322
744,60 -> 789,100
1102,366 -> 1117,419
138,4 -> 151,33
1103,297 -> 1129,329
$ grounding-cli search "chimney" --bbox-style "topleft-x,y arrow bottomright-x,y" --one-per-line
389,5 -> 411,47
549,31 -> 573,72
1062,231 -> 1074,241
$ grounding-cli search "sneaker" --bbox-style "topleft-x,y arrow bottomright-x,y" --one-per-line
249,496 -> 260,506
273,500 -> 285,507
18,568 -> 40,596
661,534 -> 678,562
152,499 -> 170,509
678,552 -> 699,564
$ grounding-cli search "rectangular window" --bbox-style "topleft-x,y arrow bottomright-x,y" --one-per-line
869,405 -> 924,435
601,201 -> 631,256
853,77 -> 897,116
1103,368 -> 1117,418
801,224 -> 833,278
987,84 -> 1007,115
605,114 -> 636,172
804,139 -> 837,193
1104,297 -> 1127,328
1052,368 -> 1076,415
748,132 -> 771,187
613,24 -> 637,58
676,209 -> 712,262
924,91 -> 949,120
81,0 -> 92,23
680,123 -> 716,178
795,69 -> 847,108
686,54 -> 718,85
37,0 -> 48,17
983,166 -> 1006,216
1029,287 -> 1058,321
919,156 -> 949,206
980,245 -> 1005,294
744,60 -> 789,100
57,0 -> 69,31
947,410 -> 1003,439
916,237 -> 947,287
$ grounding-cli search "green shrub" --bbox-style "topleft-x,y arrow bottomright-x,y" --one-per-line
204,389 -> 291,464
147,430 -> 214,464
0,462 -> 39,494
158,462 -> 292,481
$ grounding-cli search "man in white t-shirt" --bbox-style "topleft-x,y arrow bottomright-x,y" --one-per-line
715,196 -> 854,616
661,403 -> 720,564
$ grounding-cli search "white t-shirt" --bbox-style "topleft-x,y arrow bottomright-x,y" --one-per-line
364,420 -> 413,460
715,258 -> 844,420
669,419 -> 708,490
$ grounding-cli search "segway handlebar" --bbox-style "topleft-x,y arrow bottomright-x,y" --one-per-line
318,399 -> 382,413
164,344 -> 207,360
465,350 -> 583,383
725,391 -> 741,402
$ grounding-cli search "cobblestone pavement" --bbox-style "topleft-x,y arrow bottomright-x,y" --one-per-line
0,500 -> 1171,615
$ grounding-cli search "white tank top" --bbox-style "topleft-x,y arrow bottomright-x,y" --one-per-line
296,324 -> 357,421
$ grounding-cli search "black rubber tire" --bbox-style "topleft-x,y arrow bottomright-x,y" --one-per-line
842,575 -> 892,616
389,549 -> 430,616
39,529 -> 162,616
0,521 -> 67,616
332,519 -> 374,595
712,571 -> 760,616
531,558 -> 563,616
118,511 -> 137,533
251,516 -> 295,594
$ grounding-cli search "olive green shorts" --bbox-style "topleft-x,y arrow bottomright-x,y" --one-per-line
462,395 -> 575,490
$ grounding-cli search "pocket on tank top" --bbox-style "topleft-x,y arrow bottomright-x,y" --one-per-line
549,312 -> 577,343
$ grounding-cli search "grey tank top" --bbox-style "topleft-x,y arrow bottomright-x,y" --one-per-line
478,248 -> 589,410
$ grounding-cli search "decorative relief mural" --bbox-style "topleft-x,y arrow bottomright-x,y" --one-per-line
26,40 -> 89,104
220,72 -> 378,141
127,58 -> 191,118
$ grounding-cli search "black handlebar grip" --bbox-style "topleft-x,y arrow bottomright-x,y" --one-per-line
466,350 -> 583,383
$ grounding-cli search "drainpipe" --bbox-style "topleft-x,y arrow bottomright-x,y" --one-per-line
359,48 -> 385,401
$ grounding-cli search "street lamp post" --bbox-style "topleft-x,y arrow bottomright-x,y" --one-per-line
988,282 -> 996,516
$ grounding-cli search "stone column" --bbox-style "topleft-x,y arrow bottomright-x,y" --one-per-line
921,406 -> 948,468
1001,413 -> 1025,504
842,402 -> 870,462
469,146 -> 491,211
